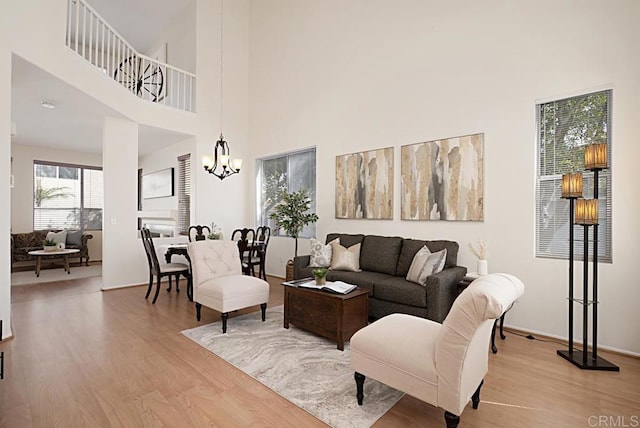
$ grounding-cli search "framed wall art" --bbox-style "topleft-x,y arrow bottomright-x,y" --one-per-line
401,133 -> 484,221
335,147 -> 393,219
142,167 -> 174,199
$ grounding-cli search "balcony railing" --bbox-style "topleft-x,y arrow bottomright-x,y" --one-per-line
65,0 -> 196,112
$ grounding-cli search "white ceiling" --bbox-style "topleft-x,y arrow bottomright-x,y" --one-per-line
10,0 -> 194,157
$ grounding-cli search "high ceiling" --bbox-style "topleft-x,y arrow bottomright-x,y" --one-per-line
10,0 -> 194,157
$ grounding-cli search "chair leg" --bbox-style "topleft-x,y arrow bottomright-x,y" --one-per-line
152,275 -> 162,304
444,411 -> 460,428
221,313 -> 229,333
145,273 -> 153,299
187,275 -> 193,302
175,274 -> 180,293
260,303 -> 267,321
355,372 -> 365,405
167,275 -> 172,292
195,303 -> 202,321
472,380 -> 484,409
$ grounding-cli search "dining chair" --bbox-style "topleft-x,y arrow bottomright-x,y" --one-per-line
231,228 -> 256,276
246,225 -> 270,280
140,227 -> 192,304
188,225 -> 211,242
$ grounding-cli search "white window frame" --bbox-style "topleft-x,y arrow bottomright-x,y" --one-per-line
535,89 -> 612,263
256,147 -> 317,238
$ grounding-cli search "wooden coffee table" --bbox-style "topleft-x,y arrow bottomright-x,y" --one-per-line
283,280 -> 369,350
28,249 -> 80,277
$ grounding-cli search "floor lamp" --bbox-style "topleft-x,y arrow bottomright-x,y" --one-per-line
557,143 -> 619,371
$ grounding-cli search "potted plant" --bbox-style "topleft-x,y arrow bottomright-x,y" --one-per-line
43,238 -> 58,252
312,267 -> 328,286
269,189 -> 319,280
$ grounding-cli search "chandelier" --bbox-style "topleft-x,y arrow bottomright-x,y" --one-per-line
202,0 -> 241,180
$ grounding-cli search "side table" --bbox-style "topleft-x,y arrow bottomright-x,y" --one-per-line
457,274 -> 506,354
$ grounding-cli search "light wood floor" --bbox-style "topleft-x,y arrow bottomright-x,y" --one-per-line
1,275 -> 639,427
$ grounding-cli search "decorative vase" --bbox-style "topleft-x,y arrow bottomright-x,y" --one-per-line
43,245 -> 57,252
315,276 -> 326,286
477,259 -> 488,275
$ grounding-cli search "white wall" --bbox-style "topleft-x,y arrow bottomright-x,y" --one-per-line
248,0 -> 640,354
11,144 -> 103,260
145,1 -> 196,75
0,46 -> 12,339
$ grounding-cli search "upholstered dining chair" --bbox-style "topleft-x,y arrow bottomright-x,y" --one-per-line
350,273 -> 525,428
246,226 -> 270,280
140,227 -> 192,304
187,240 -> 269,333
188,225 -> 211,242
231,228 -> 256,276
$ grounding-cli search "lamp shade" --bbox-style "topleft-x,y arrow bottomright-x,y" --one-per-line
584,143 -> 608,170
575,198 -> 598,225
561,173 -> 583,199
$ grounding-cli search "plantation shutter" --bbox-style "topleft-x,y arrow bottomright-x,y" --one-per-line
535,90 -> 612,262
177,154 -> 191,234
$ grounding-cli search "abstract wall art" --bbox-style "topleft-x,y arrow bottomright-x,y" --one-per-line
401,133 -> 484,221
335,147 -> 393,219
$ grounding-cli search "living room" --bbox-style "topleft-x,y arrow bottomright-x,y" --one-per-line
1,0 -> 639,426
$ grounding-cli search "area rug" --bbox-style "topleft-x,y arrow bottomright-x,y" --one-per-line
11,264 -> 102,286
182,305 -> 403,428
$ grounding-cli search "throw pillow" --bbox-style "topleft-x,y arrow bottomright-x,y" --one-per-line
406,247 -> 447,286
406,245 -> 432,284
66,229 -> 83,246
330,241 -> 361,272
309,238 -> 337,268
46,230 -> 67,246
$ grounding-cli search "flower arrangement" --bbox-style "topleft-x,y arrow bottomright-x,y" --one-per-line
208,222 -> 222,240
43,238 -> 57,247
469,241 -> 488,260
312,267 -> 328,285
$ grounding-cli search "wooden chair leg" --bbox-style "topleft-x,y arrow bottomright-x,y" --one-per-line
221,313 -> 229,333
167,275 -> 172,292
260,303 -> 267,321
145,273 -> 153,299
444,411 -> 460,428
152,276 -> 162,304
195,303 -> 202,321
355,372 -> 365,405
472,380 -> 484,409
175,274 -> 180,293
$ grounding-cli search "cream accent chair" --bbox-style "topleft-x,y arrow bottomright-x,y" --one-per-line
350,273 -> 524,428
188,240 -> 270,333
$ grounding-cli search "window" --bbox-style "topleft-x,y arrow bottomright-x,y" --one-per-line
177,154 -> 192,234
535,90 -> 612,262
257,148 -> 316,238
33,161 -> 104,230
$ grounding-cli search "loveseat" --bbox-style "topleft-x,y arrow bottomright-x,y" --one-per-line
293,233 -> 467,323
11,230 -> 93,271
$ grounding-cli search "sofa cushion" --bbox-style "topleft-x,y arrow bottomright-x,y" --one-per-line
46,230 -> 67,246
397,239 -> 459,277
325,233 -> 364,248
309,238 -> 338,268
330,242 -> 361,272
66,229 -> 83,246
359,235 -> 403,275
326,270 -> 393,294
407,248 -> 447,285
374,276 -> 428,307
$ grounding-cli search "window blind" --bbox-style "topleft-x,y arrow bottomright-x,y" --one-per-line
33,161 -> 103,231
535,90 -> 612,262
177,154 -> 191,234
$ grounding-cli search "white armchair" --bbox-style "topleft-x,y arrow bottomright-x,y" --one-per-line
350,273 -> 525,428
188,240 -> 269,333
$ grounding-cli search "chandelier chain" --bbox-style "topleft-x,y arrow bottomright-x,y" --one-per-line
220,0 -> 224,135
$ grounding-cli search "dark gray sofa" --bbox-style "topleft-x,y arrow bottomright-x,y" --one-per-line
293,233 -> 467,323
